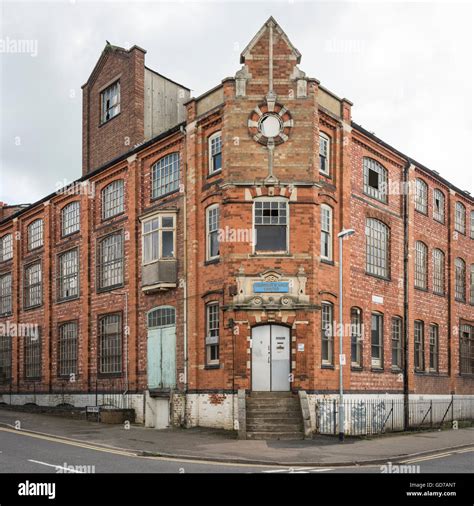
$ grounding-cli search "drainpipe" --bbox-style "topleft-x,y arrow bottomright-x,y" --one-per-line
402,161 -> 410,431
182,124 -> 189,425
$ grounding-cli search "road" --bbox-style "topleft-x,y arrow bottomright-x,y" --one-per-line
0,427 -> 472,474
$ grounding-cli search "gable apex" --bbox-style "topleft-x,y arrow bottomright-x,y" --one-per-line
240,16 -> 302,64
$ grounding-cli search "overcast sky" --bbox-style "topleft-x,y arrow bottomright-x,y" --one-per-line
0,0 -> 472,205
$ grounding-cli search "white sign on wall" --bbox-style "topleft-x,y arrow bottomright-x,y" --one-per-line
372,295 -> 384,304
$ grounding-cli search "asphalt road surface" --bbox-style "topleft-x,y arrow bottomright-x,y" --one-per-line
0,427 -> 472,474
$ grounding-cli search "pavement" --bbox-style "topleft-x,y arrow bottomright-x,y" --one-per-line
0,407 -> 472,467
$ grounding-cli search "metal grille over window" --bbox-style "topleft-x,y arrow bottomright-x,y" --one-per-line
459,324 -> 473,374
98,233 -> 124,289
0,335 -> 12,383
433,189 -> 445,223
319,133 -> 330,175
432,249 -> 445,295
61,202 -> 80,236
102,180 -> 124,220
99,314 -> 122,374
365,218 -> 389,278
350,308 -> 362,367
152,153 -> 180,199
363,158 -> 387,203
209,133 -> 222,174
28,219 -> 43,250
59,249 -> 79,300
429,324 -> 439,372
58,322 -> 78,377
320,205 -> 332,260
254,200 -> 288,252
24,330 -> 41,379
0,273 -> 13,316
148,307 -> 175,328
0,234 -> 13,261
415,241 -> 428,290
206,303 -> 219,365
455,202 -> 466,234
24,262 -> 42,308
414,320 -> 424,371
391,317 -> 403,369
455,257 -> 466,302
101,81 -> 120,123
371,313 -> 383,368
207,206 -> 220,260
321,302 -> 333,365
415,179 -> 428,214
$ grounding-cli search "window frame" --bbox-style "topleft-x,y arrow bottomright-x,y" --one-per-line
151,152 -> 180,200
470,264 -> 474,305
97,232 -> 124,292
321,301 -> 334,366
58,321 -> 78,378
0,335 -> 12,383
414,320 -> 425,372
253,197 -> 289,255
320,204 -> 333,261
141,213 -> 176,265
363,157 -> 388,203
414,241 -> 428,290
98,313 -> 123,375
208,132 -> 222,175
470,210 -> 474,239
391,316 -> 403,370
58,248 -> 79,301
0,272 -> 12,316
319,132 -> 330,176
350,307 -> 362,368
100,80 -> 120,124
432,189 -> 445,223
454,257 -> 466,302
61,201 -> 80,237
432,248 -> 445,296
23,261 -> 42,309
459,323 -> 473,375
24,329 -> 41,380
371,312 -> 384,369
0,234 -> 13,262
205,302 -> 220,366
454,202 -> 466,234
27,219 -> 43,251
365,218 -> 390,279
102,179 -> 124,221
206,204 -> 220,261
429,324 -> 439,373
415,178 -> 428,214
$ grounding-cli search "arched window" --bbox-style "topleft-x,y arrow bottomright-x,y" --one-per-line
433,189 -> 445,223
151,153 -> 180,199
0,234 -> 13,262
28,219 -> 43,250
455,202 -> 466,234
455,257 -> 466,302
415,241 -> 428,290
365,218 -> 389,278
363,158 -> 388,203
208,132 -> 222,175
102,180 -> 124,219
319,132 -> 330,175
415,179 -> 428,214
432,249 -> 445,295
61,201 -> 80,237
320,204 -> 333,261
148,306 -> 176,328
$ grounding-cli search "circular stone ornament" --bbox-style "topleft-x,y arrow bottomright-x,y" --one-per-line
248,102 -> 293,146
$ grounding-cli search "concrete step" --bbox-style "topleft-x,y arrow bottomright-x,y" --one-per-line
246,431 -> 304,440
246,422 -> 303,432
247,415 -> 303,424
246,405 -> 301,413
246,399 -> 300,407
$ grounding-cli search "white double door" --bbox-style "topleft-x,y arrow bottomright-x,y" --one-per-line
251,325 -> 290,391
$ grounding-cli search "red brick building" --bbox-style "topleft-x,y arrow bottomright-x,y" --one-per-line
0,18 -> 473,436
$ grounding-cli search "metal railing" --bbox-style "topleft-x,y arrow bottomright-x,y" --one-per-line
315,396 -> 474,436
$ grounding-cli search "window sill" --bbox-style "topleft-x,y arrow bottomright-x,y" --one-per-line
0,258 -> 13,265
433,291 -> 446,298
97,373 -> 124,379
320,258 -> 334,266
97,283 -> 124,294
414,208 -> 428,216
365,272 -> 391,282
250,252 -> 291,257
433,217 -> 445,225
150,189 -> 180,202
207,169 -> 222,179
414,370 -> 426,375
454,298 -> 467,304
205,364 -> 220,370
60,230 -> 80,240
415,286 -> 429,293
321,364 -> 334,370
205,258 -> 220,266
101,211 -> 126,224
391,367 -> 403,374
351,366 -> 363,372
23,304 -> 43,311
370,367 -> 384,373
56,295 -> 80,305
362,191 -> 388,205
99,111 -> 121,128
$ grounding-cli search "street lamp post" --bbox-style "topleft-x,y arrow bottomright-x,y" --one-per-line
337,228 -> 355,442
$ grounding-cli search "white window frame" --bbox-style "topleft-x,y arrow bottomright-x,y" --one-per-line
321,301 -> 334,366
365,218 -> 389,278
320,204 -> 333,261
151,152 -> 180,199
371,312 -> 384,369
100,80 -> 120,124
206,204 -> 220,261
253,197 -> 289,254
0,234 -> 13,262
432,248 -> 445,296
319,132 -> 330,176
414,241 -> 428,290
61,201 -> 80,237
28,219 -> 43,250
363,158 -> 388,203
206,302 -> 220,366
102,180 -> 124,220
141,213 -> 176,265
208,132 -> 222,175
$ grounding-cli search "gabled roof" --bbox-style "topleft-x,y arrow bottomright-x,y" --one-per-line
240,16 -> 301,64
